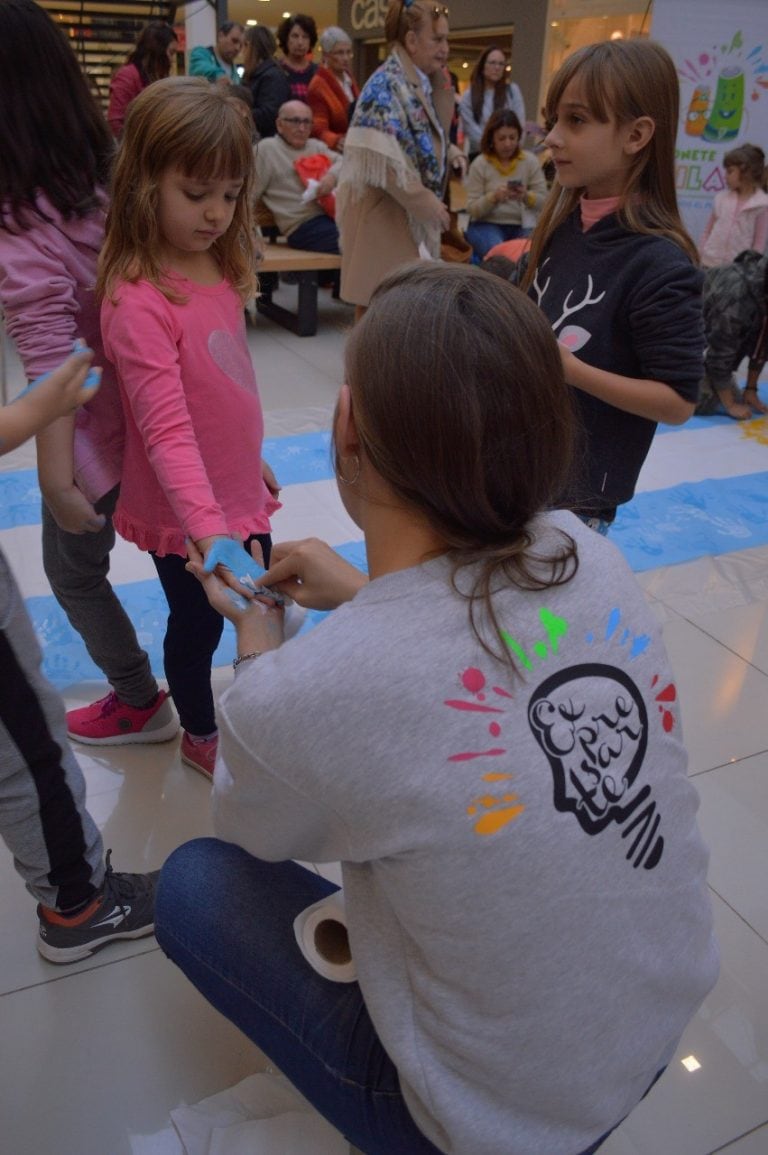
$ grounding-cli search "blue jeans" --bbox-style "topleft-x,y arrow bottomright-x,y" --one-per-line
287,214 -> 340,254
156,838 -> 635,1155
465,220 -> 525,262
155,839 -> 443,1154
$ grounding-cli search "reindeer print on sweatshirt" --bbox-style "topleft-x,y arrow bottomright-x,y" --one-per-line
528,207 -> 704,517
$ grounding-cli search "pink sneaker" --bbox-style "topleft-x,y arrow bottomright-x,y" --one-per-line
180,731 -> 218,780
66,690 -> 178,746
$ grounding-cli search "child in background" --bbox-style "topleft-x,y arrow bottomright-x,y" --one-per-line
699,144 -> 768,269
523,39 -> 704,533
1,348 -> 158,964
0,0 -> 175,747
98,78 -> 280,781
465,108 -> 547,261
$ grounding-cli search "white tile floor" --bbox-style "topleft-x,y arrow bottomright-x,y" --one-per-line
1,288 -> 768,1155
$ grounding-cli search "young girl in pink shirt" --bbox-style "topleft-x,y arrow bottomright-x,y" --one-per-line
98,78 -> 280,779
699,144 -> 768,268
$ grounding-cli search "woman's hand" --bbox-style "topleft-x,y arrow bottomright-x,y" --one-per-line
261,537 -> 368,610
187,540 -> 285,653
316,172 -> 338,198
435,201 -> 451,230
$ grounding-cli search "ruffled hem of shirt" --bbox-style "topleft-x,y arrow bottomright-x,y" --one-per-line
114,499 -> 280,559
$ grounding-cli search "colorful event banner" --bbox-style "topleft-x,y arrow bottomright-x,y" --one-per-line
651,0 -> 768,243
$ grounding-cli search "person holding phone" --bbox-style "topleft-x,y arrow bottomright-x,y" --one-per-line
465,108 -> 547,261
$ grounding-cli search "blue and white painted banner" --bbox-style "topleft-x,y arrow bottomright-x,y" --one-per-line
1,413 -> 767,689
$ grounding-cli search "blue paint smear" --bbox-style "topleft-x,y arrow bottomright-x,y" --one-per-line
612,471 -> 768,572
27,543 -> 369,689
0,431 -> 339,531
6,419 -> 768,687
262,430 -> 334,485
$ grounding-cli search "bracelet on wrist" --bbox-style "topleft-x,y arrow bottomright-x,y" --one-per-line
232,650 -> 263,670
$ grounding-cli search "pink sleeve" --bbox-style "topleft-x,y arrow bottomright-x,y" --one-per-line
102,284 -> 229,542
0,224 -> 81,378
108,65 -> 142,137
753,206 -> 768,255
698,209 -> 715,250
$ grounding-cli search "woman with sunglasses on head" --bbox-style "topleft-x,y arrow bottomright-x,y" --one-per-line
459,44 -> 525,162
337,0 -> 466,320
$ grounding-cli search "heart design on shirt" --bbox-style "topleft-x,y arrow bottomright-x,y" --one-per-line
208,329 -> 256,391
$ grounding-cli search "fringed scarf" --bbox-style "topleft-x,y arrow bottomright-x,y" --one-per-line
338,47 -> 444,254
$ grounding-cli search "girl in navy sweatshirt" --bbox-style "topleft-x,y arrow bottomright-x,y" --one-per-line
523,39 -> 704,532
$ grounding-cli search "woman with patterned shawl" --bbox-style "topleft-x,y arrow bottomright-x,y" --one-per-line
337,0 -> 465,317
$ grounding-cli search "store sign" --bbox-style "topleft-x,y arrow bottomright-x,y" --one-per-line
349,0 -> 387,34
652,0 -> 768,240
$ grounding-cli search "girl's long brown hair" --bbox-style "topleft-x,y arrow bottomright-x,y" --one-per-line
523,39 -> 697,290
98,77 -> 255,304
470,45 -> 510,124
343,262 -> 579,671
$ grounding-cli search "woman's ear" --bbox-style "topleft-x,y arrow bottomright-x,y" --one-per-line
624,115 -> 655,155
334,383 -> 360,458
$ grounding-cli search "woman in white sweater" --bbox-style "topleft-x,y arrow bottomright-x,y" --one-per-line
465,108 -> 548,261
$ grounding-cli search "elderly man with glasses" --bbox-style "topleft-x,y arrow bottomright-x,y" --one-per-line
253,100 -> 342,253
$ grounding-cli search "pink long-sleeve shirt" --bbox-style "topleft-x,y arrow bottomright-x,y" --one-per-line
101,275 -> 278,557
0,193 -> 124,503
699,187 -> 768,267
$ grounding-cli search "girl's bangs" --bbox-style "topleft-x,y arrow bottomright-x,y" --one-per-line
546,48 -> 612,123
175,119 -> 251,184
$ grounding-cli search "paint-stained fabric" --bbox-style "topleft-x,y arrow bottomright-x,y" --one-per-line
212,510 -> 719,1155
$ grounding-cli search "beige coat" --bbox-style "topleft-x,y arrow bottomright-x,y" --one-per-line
337,46 -> 458,307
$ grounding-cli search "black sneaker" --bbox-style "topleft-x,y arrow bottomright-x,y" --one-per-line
37,851 -> 159,964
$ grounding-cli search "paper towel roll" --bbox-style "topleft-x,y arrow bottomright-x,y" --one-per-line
293,891 -> 357,983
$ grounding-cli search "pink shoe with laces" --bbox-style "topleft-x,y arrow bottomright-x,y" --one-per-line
66,690 -> 178,746
180,730 -> 218,781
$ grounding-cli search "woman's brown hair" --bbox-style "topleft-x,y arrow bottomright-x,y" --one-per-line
523,39 -> 698,290
469,45 -> 510,125
343,262 -> 578,666
480,108 -> 523,157
127,21 -> 177,83
97,77 -> 255,304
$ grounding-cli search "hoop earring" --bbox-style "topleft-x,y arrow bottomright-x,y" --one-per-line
337,454 -> 360,486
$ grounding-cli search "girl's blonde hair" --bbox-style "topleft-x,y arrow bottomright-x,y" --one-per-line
524,39 -> 697,288
98,77 -> 256,303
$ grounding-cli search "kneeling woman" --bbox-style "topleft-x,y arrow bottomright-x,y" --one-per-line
156,264 -> 718,1155
465,108 -> 547,260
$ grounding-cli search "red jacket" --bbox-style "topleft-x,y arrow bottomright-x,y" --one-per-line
307,65 -> 360,152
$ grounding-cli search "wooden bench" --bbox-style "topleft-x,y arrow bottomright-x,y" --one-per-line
255,242 -> 342,337
252,200 -> 342,337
